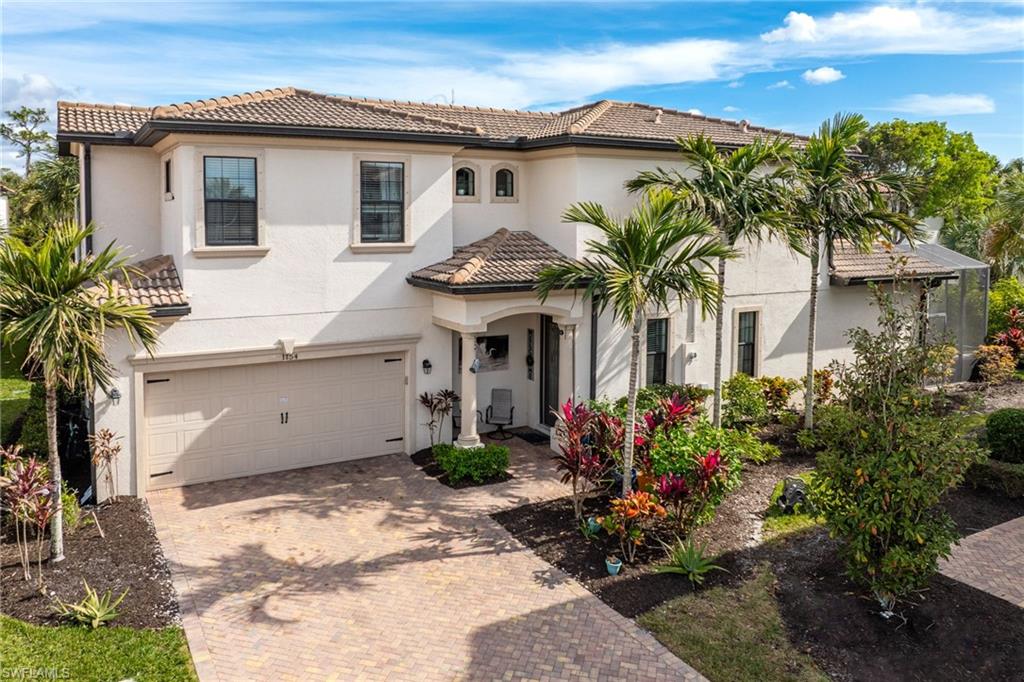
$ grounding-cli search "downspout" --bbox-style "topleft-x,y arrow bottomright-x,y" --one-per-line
83,143 -> 93,254
589,301 -> 598,400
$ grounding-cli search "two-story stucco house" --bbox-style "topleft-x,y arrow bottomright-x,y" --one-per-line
55,87 -> 959,499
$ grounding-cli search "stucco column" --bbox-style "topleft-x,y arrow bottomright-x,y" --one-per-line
558,323 -> 577,404
456,332 -> 482,448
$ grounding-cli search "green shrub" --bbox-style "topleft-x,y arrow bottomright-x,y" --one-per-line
613,383 -> 712,416
988,277 -> 1024,339
722,374 -> 768,429
965,459 -> 1024,498
758,376 -> 801,417
432,443 -> 509,483
62,481 -> 83,533
652,417 -> 780,469
810,282 -> 986,611
655,537 -> 725,585
986,408 -> 1024,463
18,382 -> 48,457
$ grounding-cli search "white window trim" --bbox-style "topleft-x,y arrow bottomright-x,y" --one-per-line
193,147 -> 268,258
730,306 -> 764,377
352,153 -> 414,253
453,160 -> 480,204
491,162 -> 519,203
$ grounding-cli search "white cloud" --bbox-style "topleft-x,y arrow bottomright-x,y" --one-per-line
802,67 -> 844,85
1,73 -> 75,111
767,80 -> 794,90
727,81 -> 742,88
686,108 -> 704,116
760,5 -> 1023,55
887,93 -> 996,116
723,105 -> 740,112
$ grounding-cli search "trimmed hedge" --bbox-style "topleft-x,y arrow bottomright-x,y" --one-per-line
966,459 -> 1024,499
986,408 -> 1024,463
432,443 -> 509,483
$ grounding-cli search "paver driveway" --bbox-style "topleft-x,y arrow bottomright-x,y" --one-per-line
149,439 -> 703,681
941,515 -> 1024,608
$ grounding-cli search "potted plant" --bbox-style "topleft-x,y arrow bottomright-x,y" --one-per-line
586,516 -> 602,534
605,555 -> 622,576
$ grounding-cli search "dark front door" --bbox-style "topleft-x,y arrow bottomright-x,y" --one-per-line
540,315 -> 560,427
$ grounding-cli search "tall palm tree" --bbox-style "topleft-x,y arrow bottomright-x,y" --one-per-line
0,223 -> 158,561
626,135 -> 796,427
986,171 -> 1024,280
792,113 -> 918,429
537,189 -> 735,496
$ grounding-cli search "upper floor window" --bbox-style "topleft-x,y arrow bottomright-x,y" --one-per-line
495,168 -> 514,197
646,318 -> 668,385
203,156 -> 257,246
360,160 -> 405,243
455,167 -> 475,196
491,163 -> 518,203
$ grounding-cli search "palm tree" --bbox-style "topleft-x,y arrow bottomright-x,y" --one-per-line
626,135 -> 796,427
537,189 -> 735,496
986,171 -> 1024,280
791,113 -> 918,429
0,223 -> 158,561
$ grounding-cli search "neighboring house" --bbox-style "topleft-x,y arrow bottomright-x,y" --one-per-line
56,87 -> 965,499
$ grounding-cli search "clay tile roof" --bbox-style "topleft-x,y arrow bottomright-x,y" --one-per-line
408,229 -> 570,292
99,255 -> 189,312
57,86 -> 806,148
830,242 -> 956,285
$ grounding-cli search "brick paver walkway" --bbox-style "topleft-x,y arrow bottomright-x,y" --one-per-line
149,439 -> 703,681
941,515 -> 1024,608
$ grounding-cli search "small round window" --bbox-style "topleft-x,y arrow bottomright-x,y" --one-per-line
495,168 -> 514,198
455,167 -> 475,196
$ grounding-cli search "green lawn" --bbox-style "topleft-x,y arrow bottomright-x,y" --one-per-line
639,564 -> 827,682
0,339 -> 32,444
0,616 -> 197,682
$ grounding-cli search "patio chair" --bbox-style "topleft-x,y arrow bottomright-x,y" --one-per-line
484,388 -> 515,440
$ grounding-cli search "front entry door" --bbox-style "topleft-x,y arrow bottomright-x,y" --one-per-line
540,315 -> 560,427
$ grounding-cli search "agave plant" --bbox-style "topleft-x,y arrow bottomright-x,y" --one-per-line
54,581 -> 128,629
655,537 -> 726,586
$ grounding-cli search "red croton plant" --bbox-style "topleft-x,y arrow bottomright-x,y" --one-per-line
995,307 -> 1024,362
655,448 -> 728,534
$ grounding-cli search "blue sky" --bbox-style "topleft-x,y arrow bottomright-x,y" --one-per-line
2,1 -> 1022,164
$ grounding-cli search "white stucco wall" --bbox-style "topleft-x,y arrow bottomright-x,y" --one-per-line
84,138 -> 895,498
90,146 -> 161,259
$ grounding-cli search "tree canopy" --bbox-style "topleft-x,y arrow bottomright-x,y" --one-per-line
859,120 -> 1000,224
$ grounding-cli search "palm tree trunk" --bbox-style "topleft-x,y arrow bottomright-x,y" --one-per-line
622,310 -> 644,498
711,255 -> 727,428
804,238 -> 821,430
45,380 -> 64,563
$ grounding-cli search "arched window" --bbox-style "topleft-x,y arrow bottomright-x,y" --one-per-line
495,168 -> 514,198
455,167 -> 475,196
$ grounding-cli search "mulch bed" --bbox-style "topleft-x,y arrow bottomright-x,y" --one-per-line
495,444 -> 1024,681
947,378 -> 1024,413
1,497 -> 178,629
493,452 -> 816,617
410,447 -> 513,489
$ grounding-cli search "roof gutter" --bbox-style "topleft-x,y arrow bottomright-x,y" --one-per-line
405,276 -> 584,296
83,143 -> 93,254
830,272 -> 957,286
151,305 -> 192,318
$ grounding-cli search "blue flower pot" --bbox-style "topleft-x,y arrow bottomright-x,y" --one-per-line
587,516 -> 602,534
606,557 -> 622,576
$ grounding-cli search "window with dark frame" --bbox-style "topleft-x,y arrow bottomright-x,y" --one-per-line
646,318 -> 668,386
360,161 -> 405,242
495,168 -> 514,197
455,167 -> 475,196
737,311 -> 758,376
203,156 -> 257,246
164,158 -> 172,194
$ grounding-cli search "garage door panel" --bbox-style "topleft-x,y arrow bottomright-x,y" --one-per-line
146,352 -> 407,490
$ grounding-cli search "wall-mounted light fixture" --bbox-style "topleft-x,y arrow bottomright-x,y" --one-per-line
469,357 -> 481,374
422,359 -> 432,375
107,387 -> 122,405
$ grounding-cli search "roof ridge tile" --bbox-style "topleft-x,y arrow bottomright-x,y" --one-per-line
568,100 -> 613,134
450,227 -> 510,284
152,87 -> 297,118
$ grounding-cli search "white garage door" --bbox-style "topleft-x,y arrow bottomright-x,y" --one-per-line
144,353 -> 406,490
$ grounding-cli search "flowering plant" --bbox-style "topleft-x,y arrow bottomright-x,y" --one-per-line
598,490 -> 666,563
